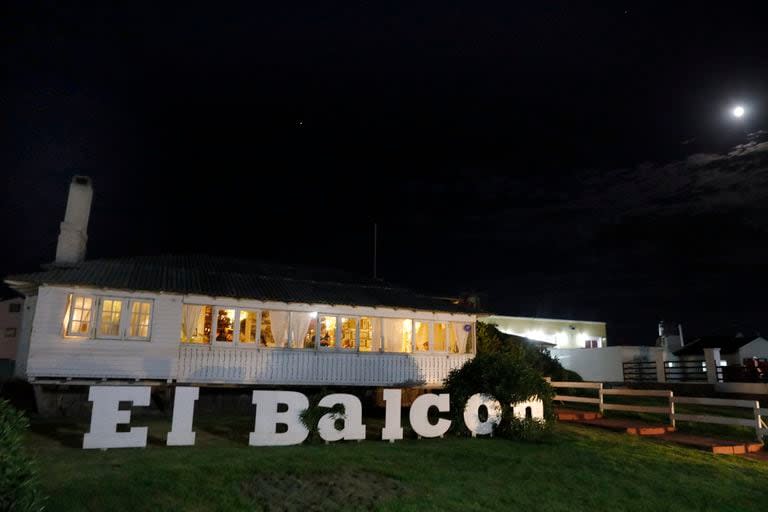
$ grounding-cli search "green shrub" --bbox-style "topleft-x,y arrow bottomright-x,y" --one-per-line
299,390 -> 346,444
476,322 -> 582,381
444,352 -> 555,440
0,398 -> 45,512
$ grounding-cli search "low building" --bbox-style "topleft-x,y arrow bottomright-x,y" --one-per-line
674,335 -> 768,365
0,291 -> 24,376
5,176 -> 478,388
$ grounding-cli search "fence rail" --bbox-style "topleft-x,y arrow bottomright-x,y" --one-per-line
551,381 -> 766,441
664,360 -> 708,382
622,361 -> 657,382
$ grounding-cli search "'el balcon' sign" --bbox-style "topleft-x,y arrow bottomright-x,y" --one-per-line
81,386 -> 544,449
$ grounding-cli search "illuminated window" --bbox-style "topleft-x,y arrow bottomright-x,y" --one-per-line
402,319 -> 413,352
260,311 -> 277,347
129,301 -> 152,339
449,322 -> 472,354
98,299 -> 123,337
67,295 -> 94,336
414,321 -> 429,351
239,310 -> 259,343
215,308 -> 236,342
181,305 -> 212,344
320,316 -> 337,348
340,317 -> 357,349
292,312 -> 317,349
434,322 -> 447,351
359,317 -> 377,352
584,339 -> 598,349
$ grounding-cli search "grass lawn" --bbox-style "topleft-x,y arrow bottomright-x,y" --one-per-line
25,415 -> 768,511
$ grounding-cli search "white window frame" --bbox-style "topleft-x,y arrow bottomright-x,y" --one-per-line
65,294 -> 96,338
211,306 -> 238,346
95,297 -> 125,340
126,299 -> 154,341
65,294 -> 153,342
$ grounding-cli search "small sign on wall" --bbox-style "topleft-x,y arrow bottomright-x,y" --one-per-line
82,386 -> 544,449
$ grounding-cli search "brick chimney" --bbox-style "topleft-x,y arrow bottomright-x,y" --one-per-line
55,176 -> 93,266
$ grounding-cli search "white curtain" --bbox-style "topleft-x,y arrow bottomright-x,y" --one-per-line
384,319 -> 409,352
453,322 -> 469,354
289,312 -> 313,348
270,311 -> 290,347
182,305 -> 203,341
370,318 -> 381,351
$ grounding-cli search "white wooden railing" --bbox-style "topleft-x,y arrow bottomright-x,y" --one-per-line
176,346 -> 473,387
551,381 -> 767,441
552,381 -> 604,413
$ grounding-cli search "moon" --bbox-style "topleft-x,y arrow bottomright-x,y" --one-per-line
732,105 -> 745,118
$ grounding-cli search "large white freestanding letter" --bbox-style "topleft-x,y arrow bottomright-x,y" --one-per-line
249,391 -> 309,446
167,387 -> 199,446
317,393 -> 366,442
381,389 -> 404,443
463,393 -> 502,437
83,386 -> 150,449
409,393 -> 451,438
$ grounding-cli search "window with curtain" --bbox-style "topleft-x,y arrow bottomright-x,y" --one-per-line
414,321 -> 429,351
239,310 -> 259,343
260,311 -> 277,347
129,301 -> 152,339
434,322 -> 447,352
98,299 -> 123,337
288,312 -> 313,349
181,305 -> 212,343
382,318 -> 412,352
450,322 -> 471,354
302,315 -> 317,348
66,295 -> 94,336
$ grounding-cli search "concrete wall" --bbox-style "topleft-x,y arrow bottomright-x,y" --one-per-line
550,346 -> 666,382
0,298 -> 23,360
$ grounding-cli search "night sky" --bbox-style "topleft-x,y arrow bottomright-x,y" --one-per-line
3,3 -> 768,345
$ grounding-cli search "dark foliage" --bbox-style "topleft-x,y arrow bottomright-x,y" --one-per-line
0,398 -> 45,512
444,352 -> 555,441
298,389 -> 347,443
476,322 -> 582,381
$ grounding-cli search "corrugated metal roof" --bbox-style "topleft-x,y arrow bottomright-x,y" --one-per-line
5,255 -> 475,314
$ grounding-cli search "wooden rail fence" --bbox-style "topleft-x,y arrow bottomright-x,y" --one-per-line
551,381 -> 766,441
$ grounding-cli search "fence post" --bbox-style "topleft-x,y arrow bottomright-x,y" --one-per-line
598,384 -> 604,415
669,391 -> 675,429
655,350 -> 666,383
754,401 -> 762,442
703,348 -> 721,384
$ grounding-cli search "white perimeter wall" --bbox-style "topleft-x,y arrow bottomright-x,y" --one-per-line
550,346 -> 667,382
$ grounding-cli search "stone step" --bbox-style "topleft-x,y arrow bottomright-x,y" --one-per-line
556,409 -> 603,421
657,433 -> 764,455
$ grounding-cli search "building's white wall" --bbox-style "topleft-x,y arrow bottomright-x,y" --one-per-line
0,298 -> 23,360
483,315 -> 606,349
550,346 -> 666,382
737,337 -> 768,362
13,296 -> 36,378
25,285 -> 476,384
27,286 -> 182,380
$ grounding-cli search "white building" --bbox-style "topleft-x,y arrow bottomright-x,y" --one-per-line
5,177 -> 477,388
483,315 -> 607,349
